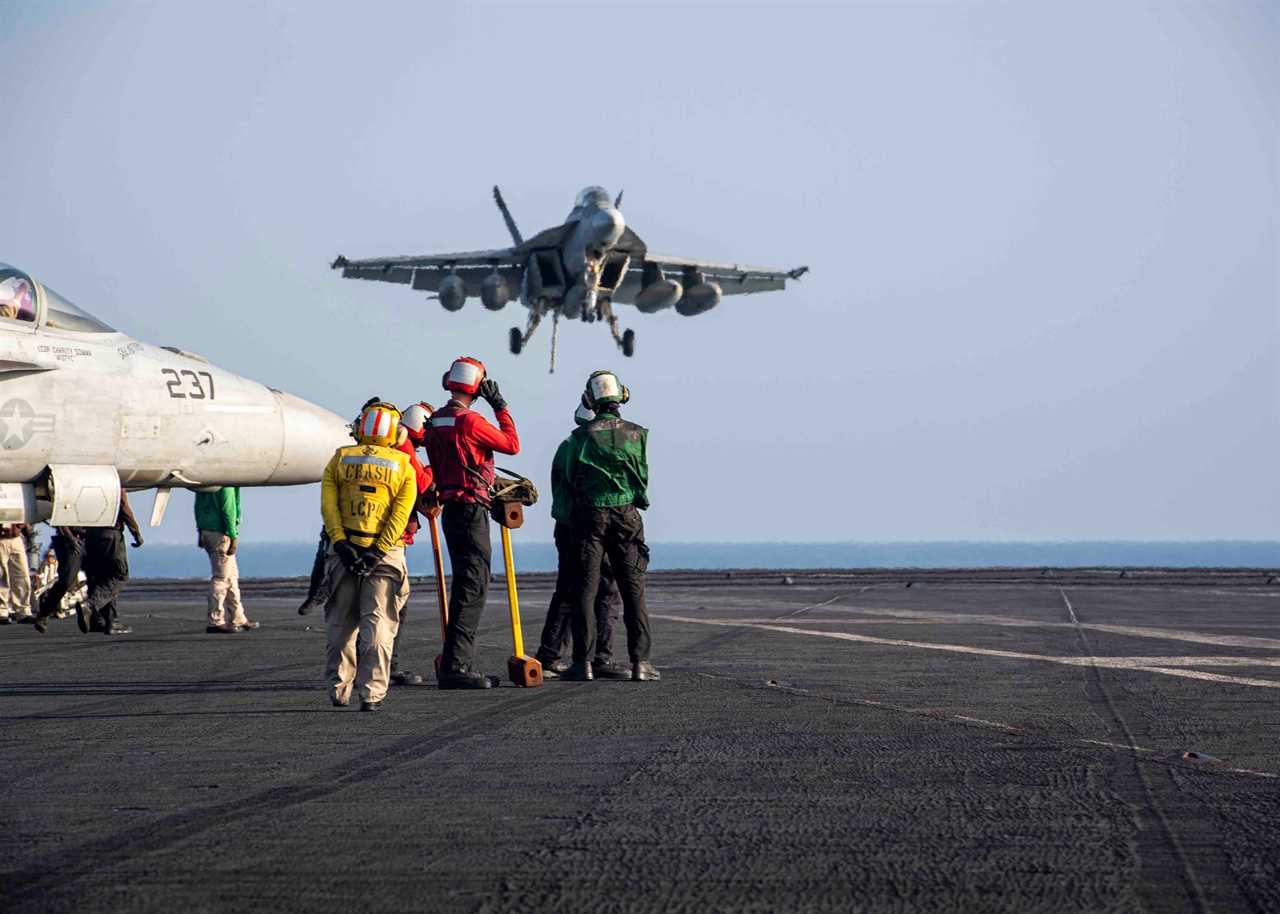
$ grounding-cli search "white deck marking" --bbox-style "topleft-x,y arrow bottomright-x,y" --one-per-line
653,614 -> 1280,689
686,670 -> 1278,779
774,586 -> 875,620
661,592 -> 1280,651
781,605 -> 1280,652
1059,588 -> 1079,625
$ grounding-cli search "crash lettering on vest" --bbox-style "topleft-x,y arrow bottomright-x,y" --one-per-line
340,462 -> 393,484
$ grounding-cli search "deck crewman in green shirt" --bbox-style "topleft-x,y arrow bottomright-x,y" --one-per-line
195,487 -> 258,633
564,370 -> 659,683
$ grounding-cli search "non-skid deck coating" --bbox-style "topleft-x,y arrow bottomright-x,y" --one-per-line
2,570 -> 1278,913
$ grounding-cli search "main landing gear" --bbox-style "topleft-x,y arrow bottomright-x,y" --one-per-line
599,298 -> 635,358
509,299 -> 547,355
508,298 -> 636,371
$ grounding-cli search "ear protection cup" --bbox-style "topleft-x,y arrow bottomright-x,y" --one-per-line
441,372 -> 450,392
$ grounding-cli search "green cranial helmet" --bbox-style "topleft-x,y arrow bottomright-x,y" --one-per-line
582,370 -> 630,411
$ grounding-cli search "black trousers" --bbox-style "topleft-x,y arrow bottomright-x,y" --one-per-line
439,501 -> 492,673
537,522 -> 618,664
39,532 -> 84,617
571,505 -> 651,664
83,528 -> 129,622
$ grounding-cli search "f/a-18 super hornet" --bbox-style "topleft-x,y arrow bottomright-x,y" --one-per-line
330,186 -> 808,368
0,262 -> 350,530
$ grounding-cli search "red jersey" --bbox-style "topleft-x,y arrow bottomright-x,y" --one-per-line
397,437 -> 433,544
424,401 -> 519,503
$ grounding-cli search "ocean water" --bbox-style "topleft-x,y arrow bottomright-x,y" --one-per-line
122,540 -> 1280,579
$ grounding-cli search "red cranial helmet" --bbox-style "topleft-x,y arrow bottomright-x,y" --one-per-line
442,357 -> 486,395
400,402 -> 433,435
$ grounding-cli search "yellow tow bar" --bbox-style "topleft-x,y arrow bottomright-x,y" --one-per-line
501,523 -> 543,688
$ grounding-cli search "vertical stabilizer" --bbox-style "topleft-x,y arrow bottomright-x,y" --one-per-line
492,186 -> 524,246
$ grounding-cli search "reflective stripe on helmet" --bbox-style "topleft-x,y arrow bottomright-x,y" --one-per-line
589,372 -> 621,402
361,409 -> 392,441
401,403 -> 431,434
448,360 -> 483,388
355,403 -> 401,446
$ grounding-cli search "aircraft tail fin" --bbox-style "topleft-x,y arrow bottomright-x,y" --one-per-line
493,186 -> 524,246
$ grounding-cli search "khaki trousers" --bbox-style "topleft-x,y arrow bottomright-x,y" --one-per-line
200,530 -> 246,626
0,536 -> 31,618
325,545 -> 408,705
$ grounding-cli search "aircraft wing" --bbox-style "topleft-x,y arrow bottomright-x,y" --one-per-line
331,248 -> 525,294
612,255 -> 808,304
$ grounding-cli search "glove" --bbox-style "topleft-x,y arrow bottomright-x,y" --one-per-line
354,547 -> 386,577
334,540 -> 362,573
477,378 -> 507,412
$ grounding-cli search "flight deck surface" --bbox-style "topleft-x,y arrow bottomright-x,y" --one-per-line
2,570 -> 1278,913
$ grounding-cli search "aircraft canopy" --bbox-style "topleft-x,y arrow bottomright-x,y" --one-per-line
0,263 -> 114,332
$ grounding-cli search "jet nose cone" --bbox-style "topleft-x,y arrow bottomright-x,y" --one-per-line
587,207 -> 625,247
269,392 -> 352,485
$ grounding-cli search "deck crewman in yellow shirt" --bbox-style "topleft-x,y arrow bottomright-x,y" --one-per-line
320,401 -> 418,712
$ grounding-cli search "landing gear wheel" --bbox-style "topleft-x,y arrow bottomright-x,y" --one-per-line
621,328 -> 636,358
509,327 -> 523,355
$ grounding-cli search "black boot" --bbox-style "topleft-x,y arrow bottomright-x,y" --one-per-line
537,656 -> 571,680
562,661 -> 593,682
593,660 -> 630,680
437,669 -> 495,690
631,661 -> 660,682
390,669 -> 425,687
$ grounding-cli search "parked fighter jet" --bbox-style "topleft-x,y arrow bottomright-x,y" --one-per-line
331,187 -> 808,369
0,263 -> 351,529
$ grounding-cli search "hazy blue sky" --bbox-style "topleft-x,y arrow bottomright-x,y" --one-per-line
2,1 -> 1277,545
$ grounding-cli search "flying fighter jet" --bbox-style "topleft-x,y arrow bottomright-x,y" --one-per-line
331,187 -> 808,369
0,262 -> 351,529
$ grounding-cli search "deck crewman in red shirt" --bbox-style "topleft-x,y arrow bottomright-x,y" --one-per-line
425,357 -> 520,690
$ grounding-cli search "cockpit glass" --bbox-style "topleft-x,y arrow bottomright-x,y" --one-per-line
0,267 -> 37,323
574,186 -> 611,208
42,284 -> 114,333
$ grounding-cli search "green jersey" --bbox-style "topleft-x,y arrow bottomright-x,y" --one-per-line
564,413 -> 649,510
194,487 -> 241,538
